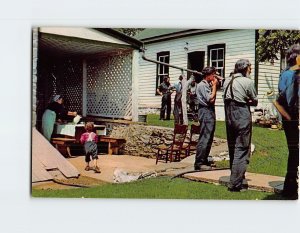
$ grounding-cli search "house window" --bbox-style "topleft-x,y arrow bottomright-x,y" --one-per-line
156,51 -> 170,94
207,44 -> 226,78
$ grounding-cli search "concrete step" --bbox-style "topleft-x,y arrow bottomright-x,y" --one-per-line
183,169 -> 285,193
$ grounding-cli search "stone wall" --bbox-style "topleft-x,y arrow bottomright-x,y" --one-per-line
138,107 -> 160,115
110,124 -> 227,159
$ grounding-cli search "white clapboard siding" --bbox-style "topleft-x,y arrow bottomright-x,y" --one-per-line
138,29 -> 256,116
256,60 -> 281,115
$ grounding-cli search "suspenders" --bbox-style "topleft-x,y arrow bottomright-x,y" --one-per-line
224,75 -> 240,101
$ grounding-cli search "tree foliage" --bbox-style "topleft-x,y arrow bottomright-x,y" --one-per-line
115,28 -> 144,37
256,30 -> 300,63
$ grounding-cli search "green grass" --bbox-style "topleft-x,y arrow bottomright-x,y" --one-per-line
33,114 -> 289,199
32,177 -> 286,200
146,114 -> 288,177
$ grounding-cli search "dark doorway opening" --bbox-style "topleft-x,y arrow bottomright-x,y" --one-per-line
187,51 -> 205,83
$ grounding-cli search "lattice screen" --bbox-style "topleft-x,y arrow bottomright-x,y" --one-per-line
36,56 -> 83,130
86,52 -> 132,118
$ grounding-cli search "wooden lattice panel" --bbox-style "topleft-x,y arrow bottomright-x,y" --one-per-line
86,52 -> 132,118
36,56 -> 83,130
59,59 -> 83,114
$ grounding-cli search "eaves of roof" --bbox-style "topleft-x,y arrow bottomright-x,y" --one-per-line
139,29 -> 230,44
95,28 -> 143,50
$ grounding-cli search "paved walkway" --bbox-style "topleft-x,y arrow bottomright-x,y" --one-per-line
67,153 -> 284,193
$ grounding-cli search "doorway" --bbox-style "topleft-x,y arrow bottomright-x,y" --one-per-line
187,51 -> 205,83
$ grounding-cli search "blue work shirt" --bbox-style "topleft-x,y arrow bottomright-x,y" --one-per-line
196,80 -> 212,107
278,69 -> 298,107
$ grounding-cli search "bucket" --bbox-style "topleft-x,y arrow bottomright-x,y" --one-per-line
138,114 -> 147,123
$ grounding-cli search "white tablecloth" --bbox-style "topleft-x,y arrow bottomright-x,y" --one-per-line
54,123 -> 106,137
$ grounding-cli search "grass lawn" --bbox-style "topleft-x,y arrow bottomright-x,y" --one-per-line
146,114 -> 288,177
32,177 -> 286,200
32,114 -> 290,200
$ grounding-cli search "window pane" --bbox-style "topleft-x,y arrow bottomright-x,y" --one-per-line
159,64 -> 163,74
211,50 -> 217,60
218,61 -> 223,67
212,61 -> 217,67
165,65 -> 169,74
165,55 -> 170,64
218,49 -> 224,59
162,65 -> 166,74
217,68 -> 223,76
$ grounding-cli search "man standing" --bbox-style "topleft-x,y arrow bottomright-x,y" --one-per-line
157,76 -> 172,120
187,79 -> 198,120
277,44 -> 299,199
173,75 -> 184,124
194,67 -> 218,170
223,59 -> 258,192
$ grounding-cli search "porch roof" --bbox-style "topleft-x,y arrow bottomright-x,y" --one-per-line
38,27 -> 142,57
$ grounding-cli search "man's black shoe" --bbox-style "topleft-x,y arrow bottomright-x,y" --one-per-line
194,166 -> 201,171
228,187 -> 241,192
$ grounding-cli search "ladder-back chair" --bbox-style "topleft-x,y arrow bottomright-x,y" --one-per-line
184,124 -> 200,157
156,124 -> 188,164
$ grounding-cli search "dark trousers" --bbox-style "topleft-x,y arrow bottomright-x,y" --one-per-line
160,94 -> 171,120
84,141 -> 98,163
173,95 -> 183,124
282,117 -> 299,198
225,101 -> 252,190
194,106 -> 216,166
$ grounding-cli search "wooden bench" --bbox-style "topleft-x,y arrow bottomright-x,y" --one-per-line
51,137 -> 76,157
99,136 -> 126,155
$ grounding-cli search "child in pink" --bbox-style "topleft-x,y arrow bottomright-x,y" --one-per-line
80,122 -> 100,173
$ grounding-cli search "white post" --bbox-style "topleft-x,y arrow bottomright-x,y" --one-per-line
181,72 -> 193,125
82,59 -> 87,117
32,28 -> 39,127
131,50 -> 139,122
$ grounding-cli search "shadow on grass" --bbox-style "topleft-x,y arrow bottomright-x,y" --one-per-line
262,193 -> 298,200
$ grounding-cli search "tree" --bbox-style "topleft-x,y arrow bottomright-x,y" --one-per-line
115,28 -> 144,37
256,30 -> 300,64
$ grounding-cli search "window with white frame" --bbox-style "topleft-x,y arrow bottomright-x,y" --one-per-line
156,51 -> 170,94
208,44 -> 225,78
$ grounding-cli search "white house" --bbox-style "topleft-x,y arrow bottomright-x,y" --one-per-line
135,29 -> 283,120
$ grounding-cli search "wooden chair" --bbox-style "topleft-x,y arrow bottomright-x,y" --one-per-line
156,124 -> 188,164
184,124 -> 201,157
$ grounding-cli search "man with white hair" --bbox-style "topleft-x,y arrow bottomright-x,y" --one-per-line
223,59 -> 258,192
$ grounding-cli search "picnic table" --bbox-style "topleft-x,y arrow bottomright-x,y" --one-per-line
52,123 -> 106,156
99,136 -> 126,155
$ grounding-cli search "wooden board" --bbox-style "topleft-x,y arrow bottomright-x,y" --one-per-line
32,155 -> 52,183
32,128 -> 80,182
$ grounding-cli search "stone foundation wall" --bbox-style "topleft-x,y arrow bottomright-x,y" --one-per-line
138,107 -> 160,115
110,124 -> 227,159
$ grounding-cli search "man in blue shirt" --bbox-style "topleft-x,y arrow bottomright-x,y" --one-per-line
278,44 -> 300,199
194,67 -> 218,170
